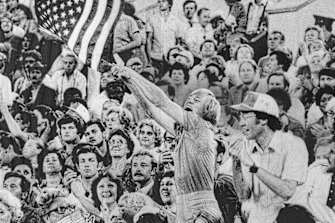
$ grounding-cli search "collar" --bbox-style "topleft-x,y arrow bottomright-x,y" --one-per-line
136,179 -> 154,195
251,131 -> 280,154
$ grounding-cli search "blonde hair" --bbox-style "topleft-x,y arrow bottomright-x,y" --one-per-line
137,118 -> 163,147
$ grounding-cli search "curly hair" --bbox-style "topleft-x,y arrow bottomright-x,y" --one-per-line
106,106 -> 134,133
137,119 -> 163,148
91,172 -> 124,210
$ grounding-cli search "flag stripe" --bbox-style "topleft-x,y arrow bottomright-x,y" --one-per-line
91,0 -> 121,70
78,0 -> 108,63
68,0 -> 94,50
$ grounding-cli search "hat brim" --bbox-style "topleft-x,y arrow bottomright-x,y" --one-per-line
230,103 -> 280,120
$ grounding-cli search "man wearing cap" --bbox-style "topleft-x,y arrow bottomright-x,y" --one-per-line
0,52 -> 12,107
21,61 -> 57,109
315,15 -> 335,52
229,91 -> 308,223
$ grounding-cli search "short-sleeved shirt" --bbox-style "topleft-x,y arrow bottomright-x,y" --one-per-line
146,13 -> 183,61
174,112 -> 216,195
242,131 -> 308,223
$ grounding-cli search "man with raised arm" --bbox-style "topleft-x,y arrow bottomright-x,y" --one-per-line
111,64 -> 223,223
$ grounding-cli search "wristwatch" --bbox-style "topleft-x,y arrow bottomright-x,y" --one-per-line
249,163 -> 259,173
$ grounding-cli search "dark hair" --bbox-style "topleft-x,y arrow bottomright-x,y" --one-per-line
269,50 -> 292,72
0,131 -> 21,155
254,111 -> 282,131
23,49 -> 42,62
72,143 -> 103,165
183,0 -> 197,10
276,204 -> 316,223
216,139 -> 226,155
166,0 -> 173,9
10,156 -> 33,175
36,150 -> 65,183
197,7 -> 209,17
57,114 -> 84,137
91,172 -> 124,209
107,129 -> 134,159
140,71 -> 155,83
315,85 -> 335,106
22,32 -> 39,50
33,105 -> 57,140
4,171 -> 31,197
137,213 -> 167,223
318,68 -> 335,79
85,120 -> 105,133
326,59 -> 335,68
210,15 -> 224,30
13,110 -> 38,134
270,30 -> 285,42
122,1 -> 135,16
267,88 -> 292,112
297,65 -> 311,77
267,72 -> 290,89
63,87 -> 82,107
197,69 -> 219,87
168,62 -> 189,84
16,4 -> 33,19
200,39 -> 218,52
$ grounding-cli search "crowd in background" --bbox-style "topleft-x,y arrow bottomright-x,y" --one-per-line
0,0 -> 334,222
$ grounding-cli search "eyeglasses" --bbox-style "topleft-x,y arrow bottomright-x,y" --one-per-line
110,138 -> 127,146
25,60 -> 35,64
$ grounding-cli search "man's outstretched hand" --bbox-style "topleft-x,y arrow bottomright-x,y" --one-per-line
110,64 -> 132,80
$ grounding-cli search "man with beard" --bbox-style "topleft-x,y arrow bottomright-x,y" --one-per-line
20,61 -> 57,109
229,92 -> 308,223
110,65 -> 223,223
84,120 -> 108,158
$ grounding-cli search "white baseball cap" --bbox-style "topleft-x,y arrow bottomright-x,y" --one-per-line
231,91 -> 280,119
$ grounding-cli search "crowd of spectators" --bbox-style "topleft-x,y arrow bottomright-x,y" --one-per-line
0,0 -> 334,223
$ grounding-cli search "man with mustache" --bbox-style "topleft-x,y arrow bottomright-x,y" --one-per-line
20,61 -> 57,109
130,150 -> 156,198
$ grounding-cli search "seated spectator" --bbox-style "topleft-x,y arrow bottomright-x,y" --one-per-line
185,7 -> 214,58
267,88 -> 304,138
225,44 -> 254,87
228,59 -> 260,105
267,72 -> 306,128
168,62 -> 192,107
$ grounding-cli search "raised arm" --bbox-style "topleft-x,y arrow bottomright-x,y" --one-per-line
111,65 -> 186,128
0,94 -> 29,142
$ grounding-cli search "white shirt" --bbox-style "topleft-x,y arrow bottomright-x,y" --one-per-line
0,74 -> 12,106
185,23 -> 214,56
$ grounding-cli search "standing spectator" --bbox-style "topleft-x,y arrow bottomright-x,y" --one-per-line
181,0 -> 198,29
20,61 -> 57,109
225,0 -> 247,33
110,65 -> 223,223
229,92 -> 308,223
113,2 -> 142,64
146,0 -> 183,77
185,7 -> 214,58
51,52 -> 87,106
314,15 -> 335,52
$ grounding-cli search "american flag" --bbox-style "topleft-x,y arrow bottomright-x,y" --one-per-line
35,0 -> 122,70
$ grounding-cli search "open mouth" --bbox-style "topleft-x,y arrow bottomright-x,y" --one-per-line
101,192 -> 113,198
161,191 -> 170,197
184,107 -> 192,111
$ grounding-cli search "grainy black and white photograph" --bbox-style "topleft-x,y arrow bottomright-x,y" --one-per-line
0,0 -> 334,222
